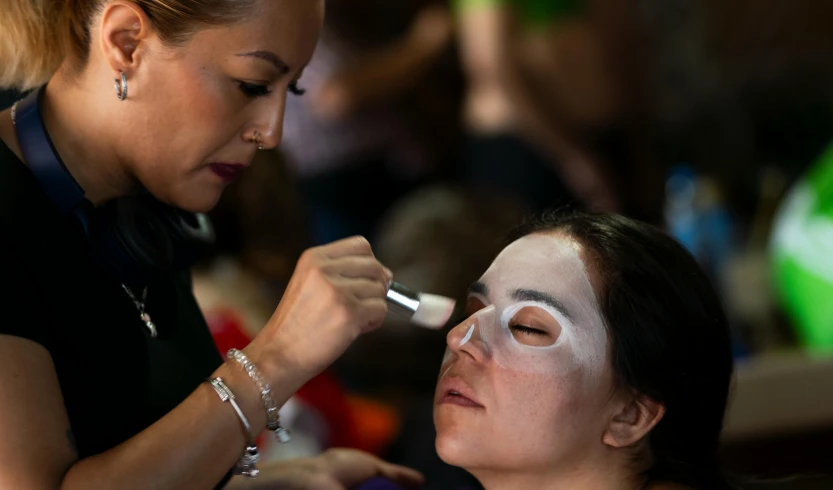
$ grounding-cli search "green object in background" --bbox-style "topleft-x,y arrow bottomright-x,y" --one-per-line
771,141 -> 833,351
452,0 -> 583,28
516,0 -> 583,27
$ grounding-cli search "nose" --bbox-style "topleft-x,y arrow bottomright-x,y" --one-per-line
253,91 -> 287,149
446,306 -> 493,363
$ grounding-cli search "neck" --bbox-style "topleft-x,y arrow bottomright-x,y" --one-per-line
472,460 -> 645,490
38,69 -> 139,205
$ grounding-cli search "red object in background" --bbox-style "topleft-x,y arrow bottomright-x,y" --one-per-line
205,309 -> 252,357
204,308 -> 398,454
344,395 -> 401,455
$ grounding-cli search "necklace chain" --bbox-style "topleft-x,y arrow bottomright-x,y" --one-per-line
10,100 -> 18,126
122,284 -> 158,338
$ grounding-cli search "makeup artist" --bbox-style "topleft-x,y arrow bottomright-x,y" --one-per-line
0,1 -> 423,489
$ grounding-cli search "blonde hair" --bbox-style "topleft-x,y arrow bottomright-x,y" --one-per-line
0,0 -> 255,91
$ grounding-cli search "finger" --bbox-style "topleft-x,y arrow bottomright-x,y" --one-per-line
375,462 -> 426,490
328,279 -> 388,331
342,278 -> 388,301
318,236 -> 374,259
328,256 -> 392,284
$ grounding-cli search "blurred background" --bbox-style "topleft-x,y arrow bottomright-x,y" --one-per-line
5,0 -> 833,487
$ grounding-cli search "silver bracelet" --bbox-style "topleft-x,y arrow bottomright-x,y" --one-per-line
227,348 -> 291,443
207,377 -> 261,478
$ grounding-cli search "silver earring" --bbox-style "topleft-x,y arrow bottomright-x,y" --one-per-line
114,72 -> 128,101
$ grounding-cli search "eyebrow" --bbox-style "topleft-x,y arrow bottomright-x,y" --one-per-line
511,288 -> 574,323
468,281 -> 488,297
237,51 -> 290,74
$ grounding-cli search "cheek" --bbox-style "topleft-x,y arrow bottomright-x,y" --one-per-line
496,370 -> 581,425
166,63 -> 237,133
142,61 -> 240,157
491,370 -> 595,453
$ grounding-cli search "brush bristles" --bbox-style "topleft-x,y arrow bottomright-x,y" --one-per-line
412,294 -> 456,329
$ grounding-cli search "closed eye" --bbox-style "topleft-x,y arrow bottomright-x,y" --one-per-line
510,324 -> 548,337
239,81 -> 272,98
506,305 -> 561,346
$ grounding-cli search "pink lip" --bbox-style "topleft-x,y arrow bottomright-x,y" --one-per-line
436,376 -> 484,409
210,163 -> 246,182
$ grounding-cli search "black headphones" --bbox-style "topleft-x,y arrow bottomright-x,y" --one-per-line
13,86 -> 215,285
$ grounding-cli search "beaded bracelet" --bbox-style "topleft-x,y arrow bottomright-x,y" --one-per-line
227,348 -> 291,443
207,377 -> 260,478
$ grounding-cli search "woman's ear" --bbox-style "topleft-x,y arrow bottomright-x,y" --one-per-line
602,393 -> 665,448
98,1 -> 154,75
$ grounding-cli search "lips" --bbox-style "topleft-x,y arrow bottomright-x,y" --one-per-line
437,376 -> 484,409
210,163 -> 246,182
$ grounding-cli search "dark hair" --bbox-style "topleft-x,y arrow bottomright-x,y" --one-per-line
512,209 -> 735,489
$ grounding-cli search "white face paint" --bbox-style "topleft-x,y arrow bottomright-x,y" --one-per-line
434,233 -> 614,476
459,324 -> 476,348
465,233 -> 608,381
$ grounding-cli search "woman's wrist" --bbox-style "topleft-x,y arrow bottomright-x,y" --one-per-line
211,362 -> 268,433
240,340 -> 308,412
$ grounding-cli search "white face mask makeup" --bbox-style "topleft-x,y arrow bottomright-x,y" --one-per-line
465,233 -> 608,381
434,233 -> 620,478
460,301 -> 574,375
435,233 -> 614,476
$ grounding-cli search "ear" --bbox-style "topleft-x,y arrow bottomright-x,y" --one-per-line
98,1 -> 154,75
602,393 -> 666,448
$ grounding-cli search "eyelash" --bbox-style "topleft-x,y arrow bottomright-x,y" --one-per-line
510,324 -> 548,337
239,81 -> 272,98
238,81 -> 306,98
289,82 -> 306,96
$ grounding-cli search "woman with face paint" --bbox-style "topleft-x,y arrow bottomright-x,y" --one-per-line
435,211 -> 735,490
0,1 -> 423,489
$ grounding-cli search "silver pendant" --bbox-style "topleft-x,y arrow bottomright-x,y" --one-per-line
141,312 -> 158,338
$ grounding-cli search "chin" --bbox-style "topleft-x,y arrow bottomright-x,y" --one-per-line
434,424 -> 484,468
435,433 -> 466,467
434,405 -> 474,460
169,188 -> 223,214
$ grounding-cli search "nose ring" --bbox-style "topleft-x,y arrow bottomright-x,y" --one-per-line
252,131 -> 264,150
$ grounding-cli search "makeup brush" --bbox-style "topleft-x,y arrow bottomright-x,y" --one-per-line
386,281 -> 456,329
